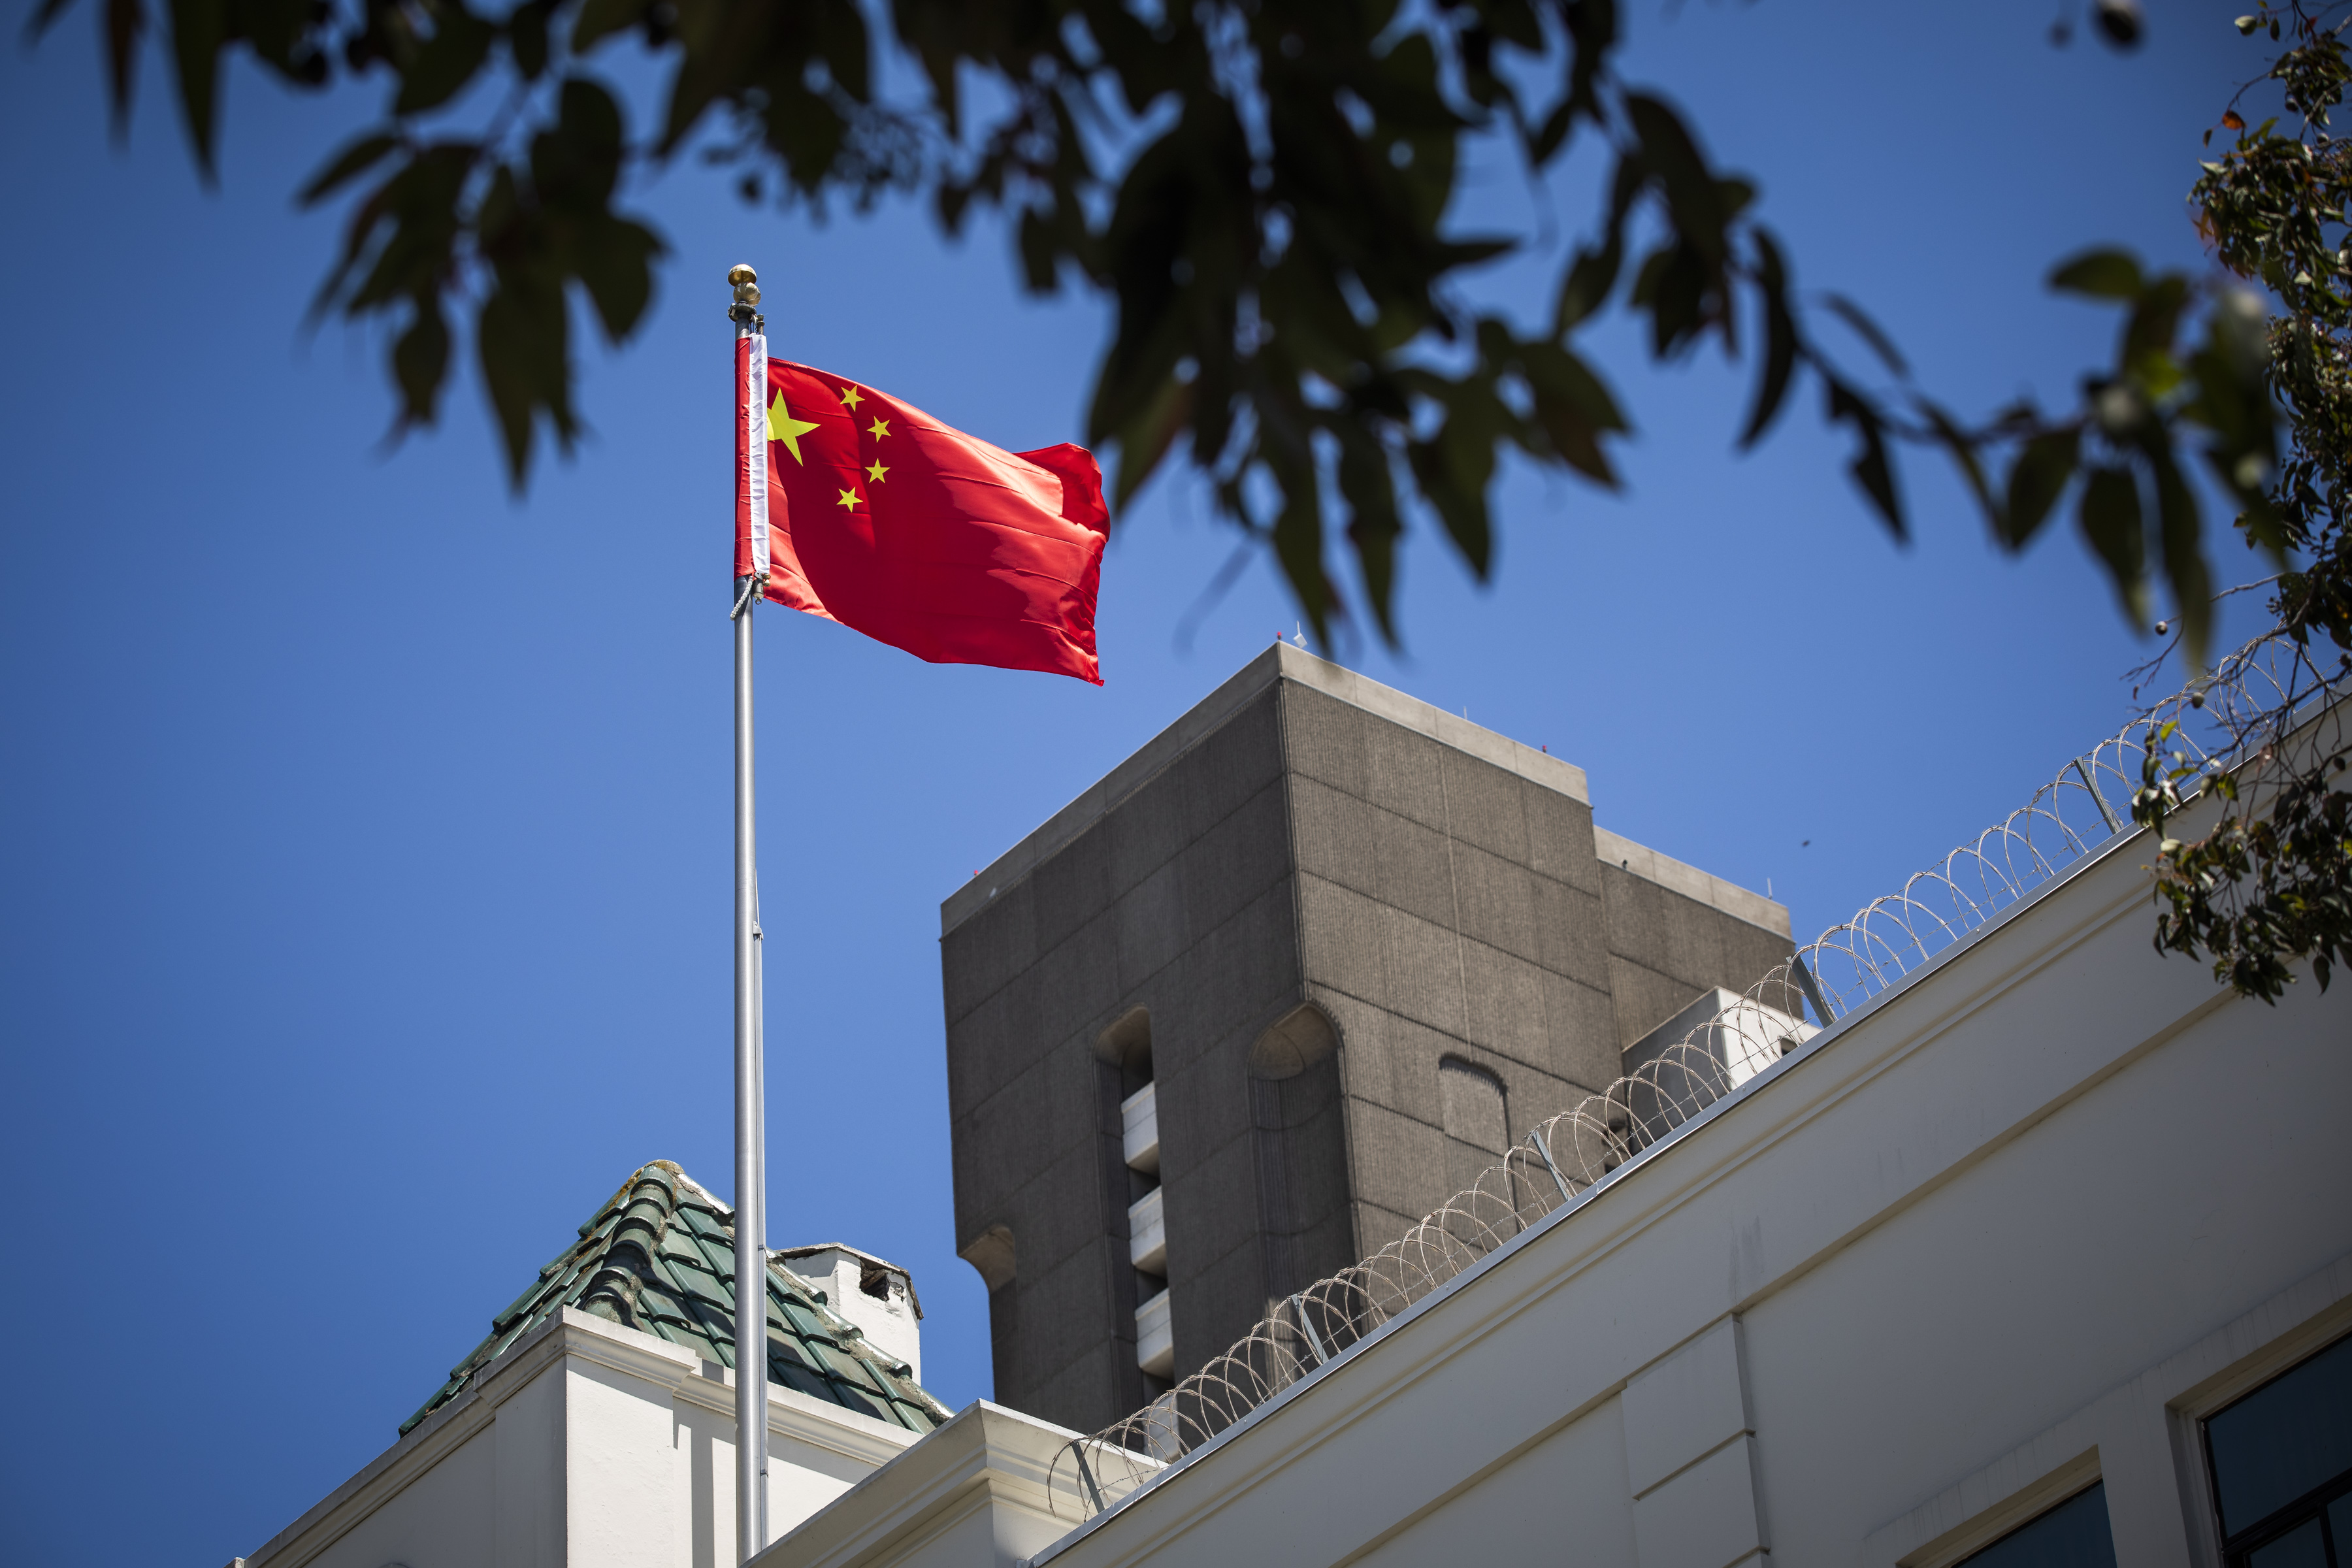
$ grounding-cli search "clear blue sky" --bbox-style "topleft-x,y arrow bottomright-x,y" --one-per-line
0,3 -> 2278,1561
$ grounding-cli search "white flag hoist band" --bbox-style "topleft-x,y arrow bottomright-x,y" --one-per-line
727,261 -> 770,1562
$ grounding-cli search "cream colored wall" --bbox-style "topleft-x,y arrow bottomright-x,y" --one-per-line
301,1424 -> 498,1568
998,817 -> 2351,1568
566,1354 -> 685,1568
751,1403 -> 1078,1568
1742,971 -> 2350,1567
1351,1396 -> 1635,1568
496,1360 -> 566,1568
242,1308 -> 923,1568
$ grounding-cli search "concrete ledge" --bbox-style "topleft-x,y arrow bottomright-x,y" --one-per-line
753,1400 -> 1078,1568
1592,827 -> 1789,938
941,645 -> 1591,936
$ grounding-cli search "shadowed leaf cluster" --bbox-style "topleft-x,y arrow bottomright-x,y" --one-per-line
2132,3 -> 2352,1002
29,0 -> 2174,649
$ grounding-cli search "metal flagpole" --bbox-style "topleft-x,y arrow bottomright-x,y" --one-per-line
728,263 -> 770,1563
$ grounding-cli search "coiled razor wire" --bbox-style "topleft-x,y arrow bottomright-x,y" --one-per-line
1045,629 -> 2352,1522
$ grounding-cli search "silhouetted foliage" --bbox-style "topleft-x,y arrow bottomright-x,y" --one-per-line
2133,4 -> 2352,1002
26,0 -> 2348,990
31,0 -> 2247,651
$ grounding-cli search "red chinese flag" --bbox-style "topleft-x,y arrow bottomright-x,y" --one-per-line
753,358 -> 1108,684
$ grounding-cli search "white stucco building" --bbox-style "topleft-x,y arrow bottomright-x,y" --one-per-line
229,676 -> 2352,1568
227,1163 -> 951,1568
745,696 -> 2352,1568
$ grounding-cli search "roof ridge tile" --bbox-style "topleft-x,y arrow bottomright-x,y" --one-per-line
400,1160 -> 950,1438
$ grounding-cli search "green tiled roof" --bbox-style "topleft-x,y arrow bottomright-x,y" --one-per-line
402,1160 -> 951,1438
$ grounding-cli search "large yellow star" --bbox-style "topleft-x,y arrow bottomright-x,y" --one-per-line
767,393 -> 821,465
866,460 -> 889,484
836,487 -> 862,509
868,417 -> 891,440
838,385 -> 864,411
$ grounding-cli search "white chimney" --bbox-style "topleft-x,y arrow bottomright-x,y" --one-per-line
774,1244 -> 924,1382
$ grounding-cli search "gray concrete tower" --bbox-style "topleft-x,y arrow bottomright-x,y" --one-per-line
939,646 -> 1793,1434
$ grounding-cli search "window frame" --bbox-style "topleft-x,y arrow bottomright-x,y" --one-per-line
2200,1332 -> 2352,1568
1950,1478 -> 2117,1568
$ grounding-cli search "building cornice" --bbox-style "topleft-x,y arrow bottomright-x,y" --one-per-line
1592,825 -> 1789,937
754,1401 -> 1075,1568
939,645 -> 1593,936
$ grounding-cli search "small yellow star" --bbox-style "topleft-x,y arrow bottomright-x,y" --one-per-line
836,487 -> 862,510
868,417 -> 892,440
838,385 -> 864,411
767,393 -> 821,465
866,460 -> 889,484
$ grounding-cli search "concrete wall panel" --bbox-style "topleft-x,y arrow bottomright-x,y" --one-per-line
1622,1317 -> 1752,1496
1461,937 -> 1552,1068
1288,774 -> 1379,895
1439,750 -> 1533,865
1526,781 -> 1603,892
1541,969 -> 1623,1096
1452,841 -> 1542,964
945,653 -> 1787,1429
1629,1435 -> 1767,1568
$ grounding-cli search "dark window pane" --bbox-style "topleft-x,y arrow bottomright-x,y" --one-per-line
1960,1482 -> 2119,1568
2330,1492 -> 2352,1556
2209,1336 -> 2352,1536
2246,1516 -> 2325,1568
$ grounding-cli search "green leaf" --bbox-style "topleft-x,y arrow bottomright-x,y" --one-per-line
1406,385 -> 1503,578
532,78 -> 625,207
1820,293 -> 1908,378
391,297 -> 451,429
99,0 -> 148,130
1529,99 -> 1575,164
570,0 -> 647,52
476,267 -> 575,489
509,2 -> 549,79
298,133 -> 402,207
168,0 -> 229,176
2077,465 -> 2149,627
1738,228 -> 1797,448
1337,428 -> 1403,644
1107,374 -> 1194,514
1268,453 -> 1339,647
573,216 -> 664,340
395,5 -> 495,116
2121,272 -> 2189,368
2002,427 -> 2080,547
1823,375 -> 1904,539
1518,340 -> 1625,485
2049,248 -> 2146,301
1916,399 -> 2002,535
1623,92 -> 1727,266
2148,445 -> 2213,670
1554,154 -> 1642,335
1632,242 -> 1710,358
1018,208 -> 1060,293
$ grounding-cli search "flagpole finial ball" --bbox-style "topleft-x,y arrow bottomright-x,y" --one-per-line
728,263 -> 758,287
